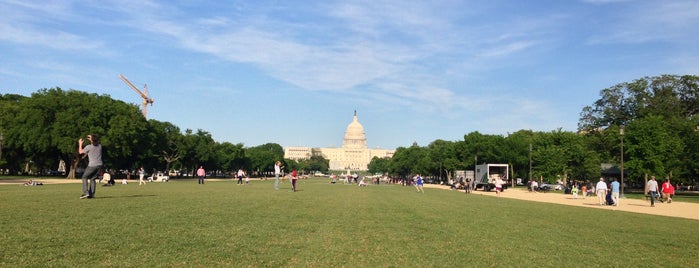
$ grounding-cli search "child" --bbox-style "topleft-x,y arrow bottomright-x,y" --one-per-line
581,185 -> 587,199
571,184 -> 579,199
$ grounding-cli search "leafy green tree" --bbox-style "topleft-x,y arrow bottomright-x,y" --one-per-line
461,132 -> 507,165
298,155 -> 329,174
368,156 -> 390,174
389,145 -> 429,177
246,143 -> 284,176
624,116 -> 684,183
7,88 -> 147,178
504,130 -> 535,181
147,120 -> 184,174
426,139 -> 458,183
0,94 -> 26,172
579,74 -> 699,131
216,142 -> 247,173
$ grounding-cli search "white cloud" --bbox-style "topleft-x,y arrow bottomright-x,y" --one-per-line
586,1 -> 699,44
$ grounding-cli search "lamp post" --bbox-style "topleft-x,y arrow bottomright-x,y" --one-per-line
528,143 -> 532,184
620,126 -> 625,198
0,132 -> 4,168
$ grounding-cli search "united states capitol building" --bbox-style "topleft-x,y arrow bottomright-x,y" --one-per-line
284,112 -> 395,171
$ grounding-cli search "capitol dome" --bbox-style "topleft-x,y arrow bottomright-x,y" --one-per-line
343,111 -> 367,149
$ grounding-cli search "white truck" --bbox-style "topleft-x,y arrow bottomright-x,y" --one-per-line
147,172 -> 170,182
474,164 -> 509,191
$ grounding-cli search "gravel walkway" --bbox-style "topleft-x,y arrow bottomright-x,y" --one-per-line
424,184 -> 699,221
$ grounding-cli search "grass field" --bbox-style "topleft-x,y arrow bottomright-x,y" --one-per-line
1,178 -> 698,267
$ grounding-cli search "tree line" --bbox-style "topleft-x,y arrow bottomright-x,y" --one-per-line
1,74 -> 697,187
368,74 -> 698,187
0,88 -> 326,178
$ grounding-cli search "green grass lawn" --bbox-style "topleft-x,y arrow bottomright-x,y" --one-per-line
1,179 -> 698,267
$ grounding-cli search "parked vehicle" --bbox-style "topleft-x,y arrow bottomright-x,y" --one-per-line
148,172 -> 169,182
474,164 -> 509,191
539,183 -> 563,191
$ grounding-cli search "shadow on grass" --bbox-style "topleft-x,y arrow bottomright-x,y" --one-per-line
95,194 -> 158,199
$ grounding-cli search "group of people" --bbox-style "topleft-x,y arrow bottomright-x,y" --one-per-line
568,176 -> 676,207
569,178 -> 621,206
273,161 -> 299,192
646,176 -> 676,207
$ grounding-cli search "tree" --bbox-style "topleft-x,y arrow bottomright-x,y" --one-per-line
298,155 -> 329,174
0,94 -> 26,173
504,130 -> 535,180
579,74 -> 699,131
7,88 -> 148,178
624,116 -> 684,183
246,143 -> 284,176
427,139 -> 458,183
148,120 -> 184,174
460,132 -> 507,165
389,145 -> 429,177
368,156 -> 391,175
216,142 -> 247,173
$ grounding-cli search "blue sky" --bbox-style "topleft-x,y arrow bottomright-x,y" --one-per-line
1,0 -> 697,149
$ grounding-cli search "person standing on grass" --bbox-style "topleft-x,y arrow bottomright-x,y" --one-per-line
274,161 -> 283,190
237,168 -> 245,185
646,176 -> 659,207
596,177 -> 608,206
611,178 -> 620,206
414,174 -> 424,193
197,166 -> 206,184
78,134 -> 103,199
290,169 -> 298,192
662,177 -> 674,203
139,167 -> 146,185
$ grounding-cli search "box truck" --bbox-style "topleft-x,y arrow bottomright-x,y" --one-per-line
474,164 -> 509,191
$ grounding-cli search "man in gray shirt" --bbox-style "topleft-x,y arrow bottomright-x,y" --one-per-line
646,176 -> 659,207
79,134 -> 103,199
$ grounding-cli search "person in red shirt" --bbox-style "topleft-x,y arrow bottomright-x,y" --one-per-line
291,169 -> 298,192
661,176 -> 675,203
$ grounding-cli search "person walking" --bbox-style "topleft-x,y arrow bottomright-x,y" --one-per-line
662,176 -> 674,203
646,176 -> 659,207
274,161 -> 283,190
610,178 -> 620,206
197,166 -> 206,184
78,134 -> 103,199
138,167 -> 146,185
595,177 -> 608,206
237,168 -> 245,185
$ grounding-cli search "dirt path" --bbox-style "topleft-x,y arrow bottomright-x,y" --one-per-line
424,184 -> 699,221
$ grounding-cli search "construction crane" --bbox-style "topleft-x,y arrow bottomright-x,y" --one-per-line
119,74 -> 154,118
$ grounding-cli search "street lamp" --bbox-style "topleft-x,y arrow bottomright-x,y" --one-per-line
0,132 -> 4,167
620,126 -> 625,198
528,143 -> 532,184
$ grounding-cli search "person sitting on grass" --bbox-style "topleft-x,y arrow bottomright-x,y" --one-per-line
358,177 -> 368,187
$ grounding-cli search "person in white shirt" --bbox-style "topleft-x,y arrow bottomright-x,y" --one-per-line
274,161 -> 283,190
646,176 -> 660,207
531,180 -> 539,192
494,177 -> 505,197
596,178 -> 608,205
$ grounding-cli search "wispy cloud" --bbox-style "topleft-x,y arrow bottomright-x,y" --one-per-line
586,1 -> 699,44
